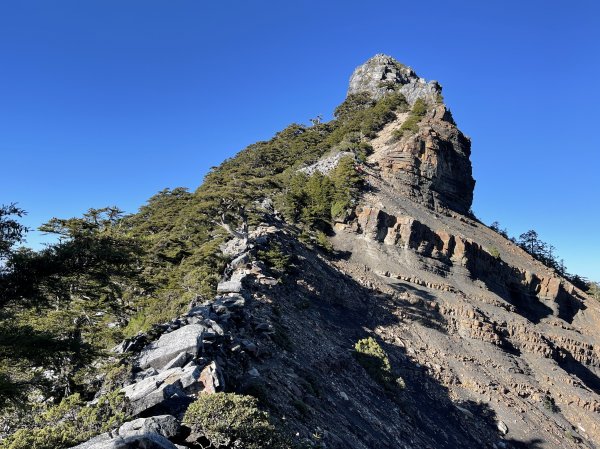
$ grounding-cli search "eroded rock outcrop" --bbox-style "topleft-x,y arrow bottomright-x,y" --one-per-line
348,55 -> 475,214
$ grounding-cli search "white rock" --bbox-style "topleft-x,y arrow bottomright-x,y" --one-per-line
497,420 -> 509,435
138,324 -> 205,370
217,270 -> 248,294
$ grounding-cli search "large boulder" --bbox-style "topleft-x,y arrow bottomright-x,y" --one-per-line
119,415 -> 180,440
138,324 -> 205,370
122,365 -> 203,416
71,433 -> 179,449
216,270 -> 248,294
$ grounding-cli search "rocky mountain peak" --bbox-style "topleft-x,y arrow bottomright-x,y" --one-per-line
348,54 -> 441,104
9,55 -> 598,449
346,55 -> 476,214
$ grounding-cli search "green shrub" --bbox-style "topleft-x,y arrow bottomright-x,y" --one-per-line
392,98 -> 429,140
2,85 -> 411,415
257,242 -> 291,274
330,201 -> 347,221
183,393 -> 289,449
330,156 -> 362,217
354,337 -> 403,391
542,395 -> 559,413
587,281 -> 600,301
489,247 -> 501,259
411,98 -> 427,116
398,116 -> 420,136
315,231 -> 333,253
303,173 -> 334,227
0,391 -> 127,449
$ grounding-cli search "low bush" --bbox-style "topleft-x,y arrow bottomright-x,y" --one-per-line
257,241 -> 291,274
489,247 -> 501,259
183,393 -> 290,449
354,337 -> 404,391
542,395 -> 559,413
315,231 -> 333,253
392,98 -> 428,140
0,391 -> 127,449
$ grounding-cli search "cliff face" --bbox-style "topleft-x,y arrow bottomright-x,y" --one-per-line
72,55 -> 599,449
330,56 -> 599,448
349,55 -> 475,214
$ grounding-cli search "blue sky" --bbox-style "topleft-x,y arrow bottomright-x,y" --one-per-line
1,1 -> 598,280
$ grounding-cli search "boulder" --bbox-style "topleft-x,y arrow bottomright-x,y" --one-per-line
230,252 -> 251,270
212,294 -> 245,312
122,365 -> 203,415
72,433 -> 179,449
138,324 -> 205,370
161,352 -> 189,371
216,270 -> 247,294
119,415 -> 180,439
220,236 -> 248,257
126,382 -> 184,417
347,54 -> 418,100
497,420 -> 509,435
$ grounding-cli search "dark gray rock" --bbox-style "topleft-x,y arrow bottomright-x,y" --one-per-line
230,252 -> 251,270
161,352 -> 189,371
72,433 -> 179,449
187,305 -> 210,317
119,415 -> 180,439
241,339 -> 258,355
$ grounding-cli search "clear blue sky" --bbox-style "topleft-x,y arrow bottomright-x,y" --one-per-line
1,1 -> 598,280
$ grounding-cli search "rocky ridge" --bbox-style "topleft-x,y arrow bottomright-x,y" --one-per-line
71,55 -> 600,449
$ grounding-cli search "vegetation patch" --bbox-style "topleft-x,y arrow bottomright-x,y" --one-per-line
280,155 -> 363,232
392,98 -> 428,140
257,241 -> 291,275
354,337 -> 404,391
0,90 -> 409,414
183,393 -> 290,449
0,391 -> 127,449
489,246 -> 501,259
542,395 -> 559,413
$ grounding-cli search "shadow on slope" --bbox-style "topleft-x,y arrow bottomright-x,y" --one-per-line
239,233 -> 549,449
556,350 -> 600,395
